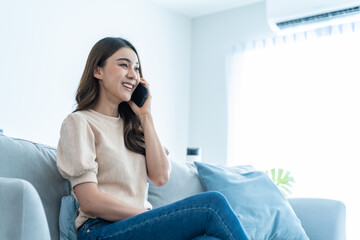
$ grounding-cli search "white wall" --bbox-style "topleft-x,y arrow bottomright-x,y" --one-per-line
0,0 -> 191,161
189,2 -> 273,164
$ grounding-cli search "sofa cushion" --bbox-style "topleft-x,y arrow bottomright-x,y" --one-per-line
0,135 -> 71,240
194,161 -> 309,240
288,198 -> 346,240
148,159 -> 204,208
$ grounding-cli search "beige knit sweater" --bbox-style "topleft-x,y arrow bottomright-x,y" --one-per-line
56,109 -> 151,229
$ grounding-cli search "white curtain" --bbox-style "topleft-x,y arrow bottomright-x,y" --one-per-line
227,22 -> 360,239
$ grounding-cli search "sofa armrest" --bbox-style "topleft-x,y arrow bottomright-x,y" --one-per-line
288,198 -> 346,240
0,177 -> 51,240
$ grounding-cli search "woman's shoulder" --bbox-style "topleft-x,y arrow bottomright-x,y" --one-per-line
62,110 -> 92,126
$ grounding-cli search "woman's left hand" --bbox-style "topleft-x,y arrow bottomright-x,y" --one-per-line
128,78 -> 152,117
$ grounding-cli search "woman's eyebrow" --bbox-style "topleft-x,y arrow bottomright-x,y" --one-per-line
115,58 -> 139,65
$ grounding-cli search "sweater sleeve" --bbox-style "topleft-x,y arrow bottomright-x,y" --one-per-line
56,113 -> 98,189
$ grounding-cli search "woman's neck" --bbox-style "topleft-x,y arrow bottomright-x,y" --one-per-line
92,101 -> 120,118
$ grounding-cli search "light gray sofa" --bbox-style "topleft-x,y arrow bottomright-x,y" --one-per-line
0,134 -> 346,240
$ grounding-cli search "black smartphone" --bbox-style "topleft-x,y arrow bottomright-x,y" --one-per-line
131,83 -> 149,107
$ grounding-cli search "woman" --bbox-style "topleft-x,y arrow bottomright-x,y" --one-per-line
56,37 -> 248,240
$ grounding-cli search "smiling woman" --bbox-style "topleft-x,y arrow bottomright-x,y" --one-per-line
56,37 -> 250,240
92,47 -> 144,119
74,37 -> 146,155
93,48 -> 141,104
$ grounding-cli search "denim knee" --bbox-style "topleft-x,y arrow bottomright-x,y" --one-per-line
202,191 -> 230,209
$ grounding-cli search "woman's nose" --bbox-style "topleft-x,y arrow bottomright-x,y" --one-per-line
127,68 -> 137,79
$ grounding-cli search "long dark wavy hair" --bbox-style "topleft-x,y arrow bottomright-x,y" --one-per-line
74,37 -> 145,155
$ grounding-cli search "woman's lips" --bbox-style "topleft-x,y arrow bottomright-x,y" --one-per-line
122,82 -> 134,91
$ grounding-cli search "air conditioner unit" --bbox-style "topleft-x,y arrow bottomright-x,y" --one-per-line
267,0 -> 360,33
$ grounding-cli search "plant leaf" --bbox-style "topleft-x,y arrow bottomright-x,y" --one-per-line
277,168 -> 284,183
271,168 -> 276,182
265,168 -> 295,197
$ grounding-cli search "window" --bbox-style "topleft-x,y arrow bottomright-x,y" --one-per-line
227,22 -> 360,239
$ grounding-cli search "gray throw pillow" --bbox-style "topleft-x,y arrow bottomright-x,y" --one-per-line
148,160 -> 204,208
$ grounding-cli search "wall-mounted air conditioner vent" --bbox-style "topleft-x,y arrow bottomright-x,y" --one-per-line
277,6 -> 360,29
267,0 -> 360,33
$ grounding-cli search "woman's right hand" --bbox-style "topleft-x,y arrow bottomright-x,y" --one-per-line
128,78 -> 152,118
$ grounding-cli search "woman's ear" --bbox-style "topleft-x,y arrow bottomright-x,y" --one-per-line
94,66 -> 103,80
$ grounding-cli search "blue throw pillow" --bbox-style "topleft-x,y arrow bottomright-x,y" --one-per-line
59,195 -> 79,240
194,162 -> 309,240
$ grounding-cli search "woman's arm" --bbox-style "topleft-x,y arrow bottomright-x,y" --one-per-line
139,113 -> 171,186
74,182 -> 148,221
129,78 -> 171,186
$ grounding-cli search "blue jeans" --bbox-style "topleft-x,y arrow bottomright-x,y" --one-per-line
77,191 -> 248,240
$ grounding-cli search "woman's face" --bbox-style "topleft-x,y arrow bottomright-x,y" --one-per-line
95,47 -> 140,104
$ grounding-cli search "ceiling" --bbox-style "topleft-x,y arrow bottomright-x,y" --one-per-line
147,0 -> 264,18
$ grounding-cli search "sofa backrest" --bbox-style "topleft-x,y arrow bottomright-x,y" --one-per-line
0,134 -> 71,240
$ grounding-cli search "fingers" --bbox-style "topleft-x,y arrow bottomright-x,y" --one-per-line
139,78 -> 149,88
128,101 -> 136,109
139,78 -> 151,99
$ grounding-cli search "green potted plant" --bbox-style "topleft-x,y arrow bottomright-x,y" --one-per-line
265,168 -> 295,197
